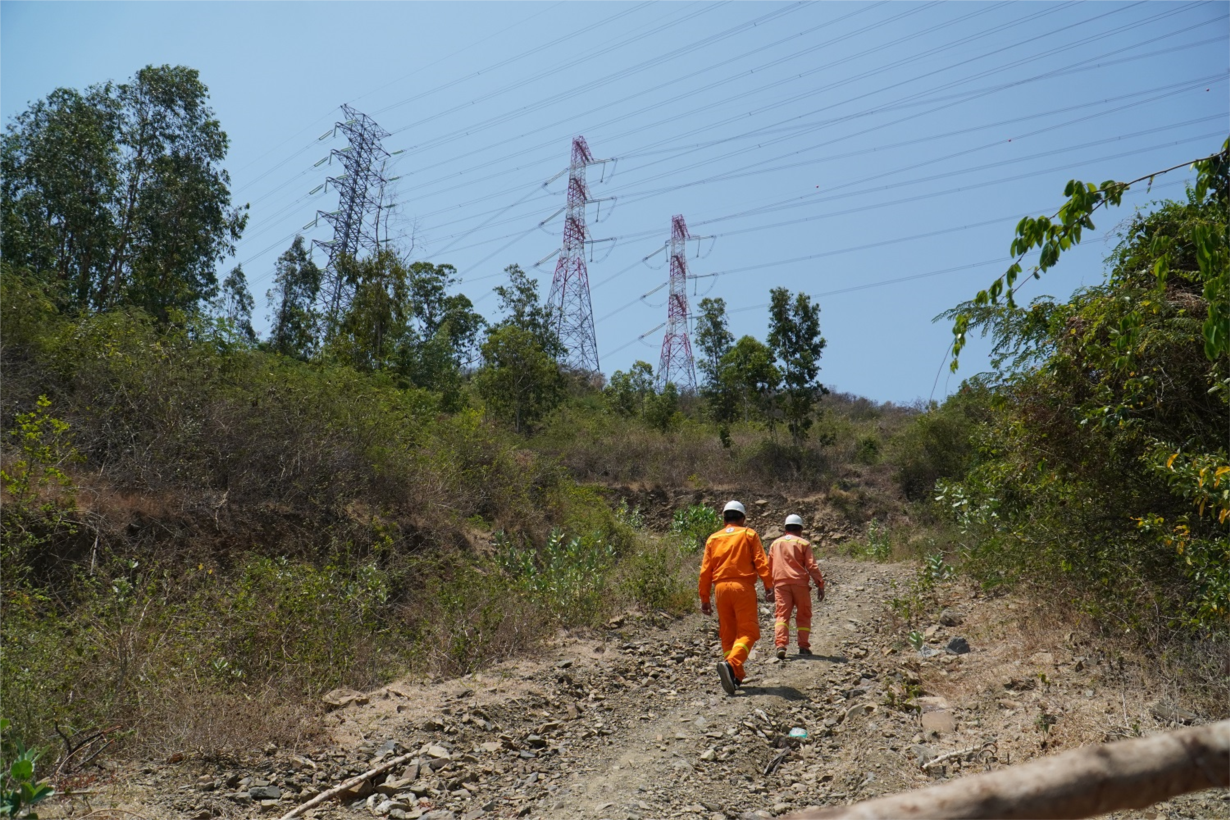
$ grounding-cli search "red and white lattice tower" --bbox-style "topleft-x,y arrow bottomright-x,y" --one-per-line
547,137 -> 605,373
656,215 -> 698,393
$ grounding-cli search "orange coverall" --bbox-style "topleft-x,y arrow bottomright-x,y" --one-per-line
767,534 -> 825,650
698,525 -> 771,682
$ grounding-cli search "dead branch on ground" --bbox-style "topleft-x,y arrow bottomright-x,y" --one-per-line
791,719 -> 1229,820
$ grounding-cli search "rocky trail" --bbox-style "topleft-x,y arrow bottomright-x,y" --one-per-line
55,553 -> 1228,820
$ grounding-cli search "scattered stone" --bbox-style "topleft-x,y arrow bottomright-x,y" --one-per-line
938,609 -> 964,626
420,811 -> 457,820
921,710 -> 956,734
916,696 -> 950,711
945,637 -> 970,655
1151,702 -> 1199,724
248,785 -> 281,801
339,778 -> 375,800
373,739 -> 402,762
322,688 -> 369,709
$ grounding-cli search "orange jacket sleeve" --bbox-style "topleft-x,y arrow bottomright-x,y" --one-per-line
750,530 -> 771,590
698,537 -> 715,603
805,544 -> 825,590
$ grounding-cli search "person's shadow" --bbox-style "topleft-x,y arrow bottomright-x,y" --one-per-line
739,684 -> 808,701
794,653 -> 847,664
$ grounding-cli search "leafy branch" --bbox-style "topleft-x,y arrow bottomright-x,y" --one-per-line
951,139 -> 1229,371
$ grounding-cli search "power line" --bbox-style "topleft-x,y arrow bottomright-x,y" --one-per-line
427,62 -> 1222,249
407,24 -> 1219,249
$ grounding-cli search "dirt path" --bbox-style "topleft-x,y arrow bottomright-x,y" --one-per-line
554,557 -> 906,820
58,554 -> 1229,820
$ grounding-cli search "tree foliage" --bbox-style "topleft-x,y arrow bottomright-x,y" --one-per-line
938,177 -> 1229,630
475,326 -> 564,433
767,287 -> 828,445
720,336 -> 781,426
214,265 -> 255,342
1,65 -> 247,320
606,361 -> 655,418
693,297 -> 734,388
266,236 -> 322,360
951,139 -> 1228,369
491,264 -> 562,359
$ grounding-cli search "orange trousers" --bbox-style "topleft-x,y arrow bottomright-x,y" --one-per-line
715,580 -> 760,681
774,584 -> 813,649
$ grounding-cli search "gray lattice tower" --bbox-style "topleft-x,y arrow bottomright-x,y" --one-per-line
313,104 -> 390,325
656,215 -> 698,392
546,137 -> 608,373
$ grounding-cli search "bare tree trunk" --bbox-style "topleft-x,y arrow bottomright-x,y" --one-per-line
790,720 -> 1229,820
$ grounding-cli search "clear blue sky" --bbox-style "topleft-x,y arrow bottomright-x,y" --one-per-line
3,2 -> 1226,404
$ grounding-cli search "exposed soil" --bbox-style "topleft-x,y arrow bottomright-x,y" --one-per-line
46,546 -> 1229,820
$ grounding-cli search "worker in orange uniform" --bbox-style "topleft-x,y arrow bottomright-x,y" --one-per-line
699,500 -> 773,695
767,514 -> 826,660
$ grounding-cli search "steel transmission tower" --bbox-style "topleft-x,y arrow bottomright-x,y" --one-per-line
656,215 -> 703,393
311,104 -> 391,325
540,137 -> 612,373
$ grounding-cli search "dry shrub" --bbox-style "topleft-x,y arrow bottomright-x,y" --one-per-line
131,682 -> 319,760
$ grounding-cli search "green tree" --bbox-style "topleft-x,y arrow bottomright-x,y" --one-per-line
720,336 -> 781,426
214,265 -> 255,342
327,251 -> 411,373
644,382 -> 682,433
475,325 -> 564,433
388,262 -> 481,407
266,236 -> 322,359
693,297 -> 734,387
606,361 -> 655,418
1,64 -> 247,319
767,288 -> 828,445
490,264 -> 562,359
406,261 -> 486,370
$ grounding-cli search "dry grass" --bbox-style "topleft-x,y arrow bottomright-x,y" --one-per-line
130,683 -> 321,761
915,580 -> 1228,773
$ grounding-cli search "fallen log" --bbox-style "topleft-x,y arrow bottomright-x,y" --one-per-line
276,750 -> 416,820
790,719 -> 1229,820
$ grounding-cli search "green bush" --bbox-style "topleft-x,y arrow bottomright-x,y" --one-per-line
618,537 -> 694,614
888,386 -> 989,501
932,186 -> 1229,635
670,505 -> 721,553
1,719 -> 54,819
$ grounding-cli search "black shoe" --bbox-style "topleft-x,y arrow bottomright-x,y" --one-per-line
717,661 -> 737,695
775,647 -> 787,660
798,647 -> 813,656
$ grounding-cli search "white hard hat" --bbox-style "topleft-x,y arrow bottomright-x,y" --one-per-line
785,514 -> 804,527
723,500 -> 747,516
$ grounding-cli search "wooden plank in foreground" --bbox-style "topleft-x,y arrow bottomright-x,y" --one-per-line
789,719 -> 1229,820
